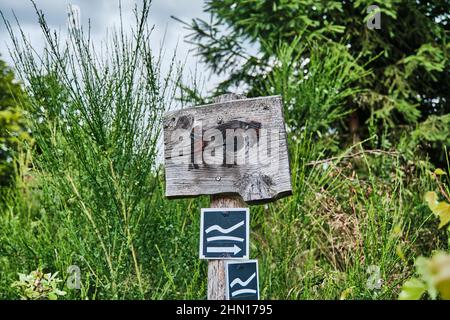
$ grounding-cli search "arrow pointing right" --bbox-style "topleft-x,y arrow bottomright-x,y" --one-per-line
206,244 -> 242,255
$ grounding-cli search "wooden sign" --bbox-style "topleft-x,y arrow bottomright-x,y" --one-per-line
163,95 -> 292,204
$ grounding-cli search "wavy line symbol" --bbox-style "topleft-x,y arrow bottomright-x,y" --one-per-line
207,236 -> 244,242
231,289 -> 257,297
230,272 -> 256,288
205,220 -> 244,234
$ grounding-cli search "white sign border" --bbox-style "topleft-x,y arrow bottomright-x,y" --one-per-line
225,259 -> 260,300
199,208 -> 250,260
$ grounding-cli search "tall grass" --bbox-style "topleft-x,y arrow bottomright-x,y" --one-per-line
0,1 -> 448,300
1,0 -> 184,298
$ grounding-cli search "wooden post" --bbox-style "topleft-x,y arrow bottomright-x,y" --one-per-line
208,195 -> 246,300
207,94 -> 246,300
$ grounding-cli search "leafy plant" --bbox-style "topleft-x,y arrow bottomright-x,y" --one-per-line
11,269 -> 66,300
424,168 -> 450,229
425,191 -> 450,229
399,251 -> 450,300
260,36 -> 368,146
181,0 -> 449,165
0,57 -> 30,187
2,0 -> 180,298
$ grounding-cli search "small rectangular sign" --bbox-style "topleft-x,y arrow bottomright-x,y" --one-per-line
225,260 -> 259,300
199,208 -> 249,259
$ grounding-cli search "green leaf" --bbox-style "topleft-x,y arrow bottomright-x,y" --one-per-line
428,252 -> 450,300
435,168 -> 447,176
54,289 -> 67,296
339,287 -> 353,300
424,191 -> 438,211
48,292 -> 57,300
424,191 -> 450,228
398,278 -> 427,300
434,201 -> 450,229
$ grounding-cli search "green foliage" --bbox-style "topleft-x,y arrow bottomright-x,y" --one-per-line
424,168 -> 450,229
0,57 -> 30,186
11,269 -> 66,300
2,0 -> 183,299
425,191 -> 450,229
398,278 -> 427,300
412,115 -> 450,146
2,126 -> 444,299
399,251 -> 450,300
259,36 -> 368,147
0,1 -> 449,301
183,0 -> 449,164
400,167 -> 450,300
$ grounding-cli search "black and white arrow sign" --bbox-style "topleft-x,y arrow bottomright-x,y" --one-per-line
225,260 -> 259,300
199,208 -> 249,259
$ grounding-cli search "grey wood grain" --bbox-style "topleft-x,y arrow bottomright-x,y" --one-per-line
163,95 -> 292,204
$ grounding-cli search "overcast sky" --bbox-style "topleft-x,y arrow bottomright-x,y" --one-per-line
0,0 -> 225,92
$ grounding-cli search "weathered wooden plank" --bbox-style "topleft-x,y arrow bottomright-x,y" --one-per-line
207,259 -> 226,300
163,95 -> 292,204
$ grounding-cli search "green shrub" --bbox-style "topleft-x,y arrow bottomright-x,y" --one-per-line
11,269 -> 66,300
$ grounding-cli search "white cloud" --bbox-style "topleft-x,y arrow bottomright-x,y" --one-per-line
0,0 -> 225,92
